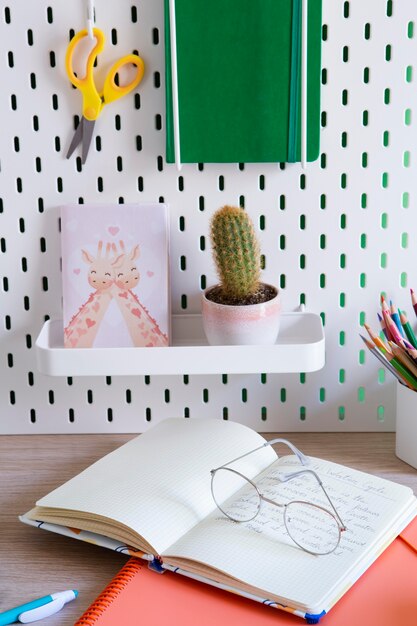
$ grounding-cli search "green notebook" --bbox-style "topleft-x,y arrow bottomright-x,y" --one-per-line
165,0 -> 322,164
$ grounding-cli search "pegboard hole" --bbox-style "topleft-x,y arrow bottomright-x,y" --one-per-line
107,409 -> 113,422
377,406 -> 385,422
280,388 -> 286,402
46,6 -> 53,23
408,21 -> 414,39
299,406 -> 306,421
319,388 -> 326,402
364,23 -> 371,40
338,407 -> 345,421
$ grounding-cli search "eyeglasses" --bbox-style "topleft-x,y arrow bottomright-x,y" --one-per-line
210,438 -> 346,555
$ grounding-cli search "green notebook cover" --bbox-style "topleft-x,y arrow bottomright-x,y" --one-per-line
165,0 -> 322,164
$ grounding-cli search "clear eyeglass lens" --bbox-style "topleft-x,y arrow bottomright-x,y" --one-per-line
211,468 -> 261,522
284,501 -> 341,555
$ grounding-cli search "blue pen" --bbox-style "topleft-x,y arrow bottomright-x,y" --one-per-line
0,590 -> 78,625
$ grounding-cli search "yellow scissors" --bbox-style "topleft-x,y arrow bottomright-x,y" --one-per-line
65,28 -> 145,164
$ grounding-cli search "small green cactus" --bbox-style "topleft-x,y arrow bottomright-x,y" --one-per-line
210,205 -> 261,301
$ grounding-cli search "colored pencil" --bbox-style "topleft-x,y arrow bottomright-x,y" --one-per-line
389,341 -> 417,379
401,338 -> 417,362
399,310 -> 417,349
411,288 -> 417,318
359,335 -> 412,388
385,350 -> 417,390
363,323 -> 392,354
377,312 -> 391,341
382,309 -> 403,343
390,301 -> 406,338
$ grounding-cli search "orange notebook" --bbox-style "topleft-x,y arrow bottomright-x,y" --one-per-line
75,518 -> 417,626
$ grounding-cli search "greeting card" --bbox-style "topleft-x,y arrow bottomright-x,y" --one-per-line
61,204 -> 170,348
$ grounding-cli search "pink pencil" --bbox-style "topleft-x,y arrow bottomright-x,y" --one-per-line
410,288 -> 417,318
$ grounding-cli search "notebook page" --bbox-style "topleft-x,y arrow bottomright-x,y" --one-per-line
37,418 -> 276,554
164,455 -> 414,611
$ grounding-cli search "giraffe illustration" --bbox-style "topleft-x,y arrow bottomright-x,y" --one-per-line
65,240 -> 168,348
64,241 -> 118,348
110,241 -> 168,347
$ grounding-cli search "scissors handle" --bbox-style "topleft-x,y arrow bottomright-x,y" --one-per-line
102,55 -> 145,106
65,27 -> 105,121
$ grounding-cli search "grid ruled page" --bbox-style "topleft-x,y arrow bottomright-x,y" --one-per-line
165,456 -> 415,611
36,418 -> 277,553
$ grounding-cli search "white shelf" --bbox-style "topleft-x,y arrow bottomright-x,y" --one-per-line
35,312 -> 325,376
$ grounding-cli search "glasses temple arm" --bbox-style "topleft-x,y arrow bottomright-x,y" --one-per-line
281,469 -> 347,530
216,438 -> 310,471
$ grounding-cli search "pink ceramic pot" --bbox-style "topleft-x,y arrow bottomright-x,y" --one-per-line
202,284 -> 281,346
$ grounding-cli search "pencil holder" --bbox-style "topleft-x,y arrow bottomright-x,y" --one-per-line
395,381 -> 417,470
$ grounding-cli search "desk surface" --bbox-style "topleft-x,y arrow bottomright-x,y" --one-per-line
1,432 -> 416,625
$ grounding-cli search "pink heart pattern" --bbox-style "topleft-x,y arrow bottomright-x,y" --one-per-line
86,318 -> 96,328
147,271 -> 154,277
108,226 -> 120,236
132,308 -> 141,318
73,268 -> 81,275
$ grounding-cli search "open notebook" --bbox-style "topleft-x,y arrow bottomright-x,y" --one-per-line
21,419 -> 417,623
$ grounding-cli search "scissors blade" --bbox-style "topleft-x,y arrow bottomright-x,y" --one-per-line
81,119 -> 95,164
66,117 -> 84,160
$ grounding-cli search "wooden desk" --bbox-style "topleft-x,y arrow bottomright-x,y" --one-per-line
1,433 -> 416,625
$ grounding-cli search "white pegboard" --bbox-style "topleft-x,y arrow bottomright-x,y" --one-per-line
1,0 -> 417,433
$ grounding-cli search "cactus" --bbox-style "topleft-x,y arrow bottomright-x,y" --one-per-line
210,205 -> 261,301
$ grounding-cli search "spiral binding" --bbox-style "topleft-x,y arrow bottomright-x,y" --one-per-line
75,558 -> 143,625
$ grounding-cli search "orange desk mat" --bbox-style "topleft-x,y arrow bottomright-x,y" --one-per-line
75,517 -> 417,626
